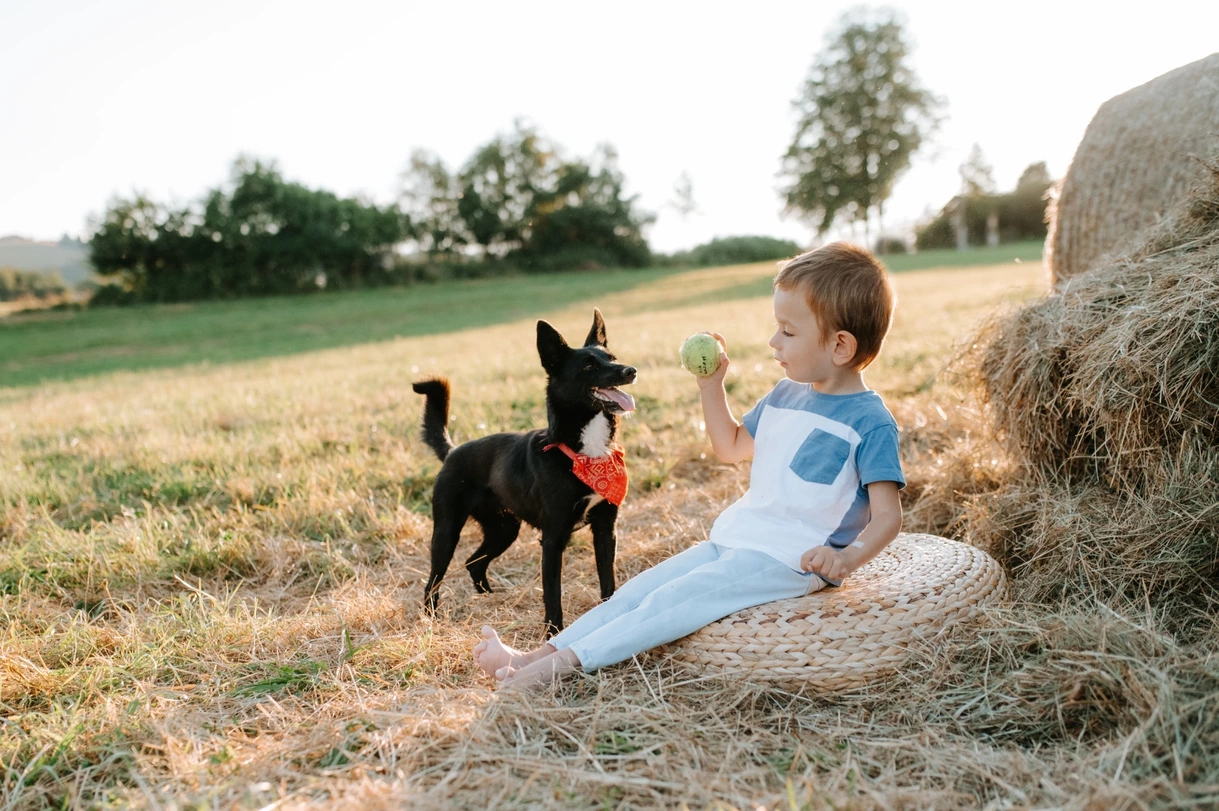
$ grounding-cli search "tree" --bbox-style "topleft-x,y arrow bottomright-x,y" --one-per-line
89,193 -> 171,293
959,144 -> 996,197
400,150 -> 466,256
399,123 -> 654,270
1016,161 -> 1052,193
1004,161 -> 1054,241
780,7 -> 943,240
90,157 -> 410,302
0,268 -> 67,301
457,120 -> 554,257
524,144 -> 654,269
669,172 -> 699,219
915,160 -> 1055,250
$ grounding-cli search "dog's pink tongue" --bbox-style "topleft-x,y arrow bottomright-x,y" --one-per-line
599,387 -> 635,413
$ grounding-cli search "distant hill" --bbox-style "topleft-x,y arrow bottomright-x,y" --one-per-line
0,236 -> 93,285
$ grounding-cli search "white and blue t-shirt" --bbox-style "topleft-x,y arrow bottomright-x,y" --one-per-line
708,379 -> 905,585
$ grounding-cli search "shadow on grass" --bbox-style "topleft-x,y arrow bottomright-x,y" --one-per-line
0,242 -> 1044,388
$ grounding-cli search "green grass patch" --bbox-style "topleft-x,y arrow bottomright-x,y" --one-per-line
0,242 -> 1042,388
1,267 -> 675,387
879,240 -> 1043,272
229,660 -> 325,697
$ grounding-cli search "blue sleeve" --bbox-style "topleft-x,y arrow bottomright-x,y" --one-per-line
741,389 -> 772,437
856,424 -> 905,489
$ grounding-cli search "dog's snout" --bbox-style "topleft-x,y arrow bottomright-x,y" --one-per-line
624,366 -> 638,382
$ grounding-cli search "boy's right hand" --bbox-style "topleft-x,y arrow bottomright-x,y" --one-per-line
801,545 -> 848,581
696,331 -> 730,389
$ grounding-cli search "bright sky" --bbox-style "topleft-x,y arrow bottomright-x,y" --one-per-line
2,0 -> 1217,252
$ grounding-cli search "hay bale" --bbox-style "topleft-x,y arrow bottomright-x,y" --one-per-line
982,160 -> 1219,487
953,159 -> 1219,614
1047,53 -> 1219,284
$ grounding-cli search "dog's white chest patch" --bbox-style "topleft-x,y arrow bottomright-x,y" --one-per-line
579,413 -> 612,458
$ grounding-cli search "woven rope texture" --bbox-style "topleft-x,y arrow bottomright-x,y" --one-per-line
663,533 -> 1008,691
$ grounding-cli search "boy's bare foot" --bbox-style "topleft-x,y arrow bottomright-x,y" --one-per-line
474,626 -> 558,678
473,626 -> 529,678
495,648 -> 581,689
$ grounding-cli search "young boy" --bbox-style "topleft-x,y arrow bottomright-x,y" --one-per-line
474,242 -> 905,688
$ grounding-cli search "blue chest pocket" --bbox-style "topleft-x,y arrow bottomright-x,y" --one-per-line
789,429 -> 851,485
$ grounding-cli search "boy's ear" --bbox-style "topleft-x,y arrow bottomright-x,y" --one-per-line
832,330 -> 859,368
584,308 -> 608,348
537,320 -> 570,373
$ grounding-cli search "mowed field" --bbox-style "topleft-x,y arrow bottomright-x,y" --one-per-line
0,242 -> 1044,388
2,254 -> 1049,808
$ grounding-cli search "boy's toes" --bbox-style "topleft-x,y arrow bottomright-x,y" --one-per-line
495,665 -> 515,683
481,625 -> 498,642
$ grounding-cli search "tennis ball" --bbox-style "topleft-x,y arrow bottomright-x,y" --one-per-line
680,333 -> 722,376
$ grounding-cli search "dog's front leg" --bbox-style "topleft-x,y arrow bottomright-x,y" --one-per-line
539,531 -> 572,637
588,501 -> 619,602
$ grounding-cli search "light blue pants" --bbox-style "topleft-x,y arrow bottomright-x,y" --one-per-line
550,541 -> 825,672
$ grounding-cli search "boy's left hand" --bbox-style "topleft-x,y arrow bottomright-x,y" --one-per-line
800,545 -> 848,581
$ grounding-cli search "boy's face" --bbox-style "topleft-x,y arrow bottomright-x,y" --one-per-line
769,287 -> 851,385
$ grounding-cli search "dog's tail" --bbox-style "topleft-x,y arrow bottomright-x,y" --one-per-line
411,377 -> 454,461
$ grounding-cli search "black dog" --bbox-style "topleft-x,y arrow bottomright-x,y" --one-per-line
412,309 -> 637,635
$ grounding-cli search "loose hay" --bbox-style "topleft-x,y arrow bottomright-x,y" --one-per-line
9,255 -> 1216,808
981,166 -> 1219,486
1047,52 -> 1219,283
953,159 -> 1219,614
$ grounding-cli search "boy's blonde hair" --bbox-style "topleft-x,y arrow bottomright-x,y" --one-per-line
773,242 -> 895,370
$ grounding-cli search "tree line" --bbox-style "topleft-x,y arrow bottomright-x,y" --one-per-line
85,7 -> 1038,305
400,121 -> 653,271
0,268 -> 67,302
914,151 -> 1053,250
90,159 -> 408,304
89,125 -> 657,304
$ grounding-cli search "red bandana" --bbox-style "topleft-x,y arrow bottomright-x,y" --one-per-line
543,442 -> 629,506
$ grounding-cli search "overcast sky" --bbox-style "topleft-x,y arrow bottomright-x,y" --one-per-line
2,0 -> 1217,252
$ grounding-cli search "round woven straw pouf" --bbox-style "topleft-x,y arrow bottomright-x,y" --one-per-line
663,533 -> 1007,691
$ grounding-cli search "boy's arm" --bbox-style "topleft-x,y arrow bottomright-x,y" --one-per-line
801,481 -> 902,580
696,332 -> 754,464
838,481 -> 902,573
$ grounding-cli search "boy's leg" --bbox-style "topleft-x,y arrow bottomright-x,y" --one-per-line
473,541 -> 720,678
563,548 -> 819,672
547,541 -> 721,651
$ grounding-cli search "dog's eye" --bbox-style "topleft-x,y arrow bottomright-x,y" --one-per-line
583,363 -> 594,371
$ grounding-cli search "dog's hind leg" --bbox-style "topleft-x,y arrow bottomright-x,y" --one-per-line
466,502 -> 521,594
423,480 -> 479,616
424,518 -> 465,615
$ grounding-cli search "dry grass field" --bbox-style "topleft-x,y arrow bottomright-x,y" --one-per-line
9,256 -> 1164,810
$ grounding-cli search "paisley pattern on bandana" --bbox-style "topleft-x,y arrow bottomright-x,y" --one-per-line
543,442 -> 629,506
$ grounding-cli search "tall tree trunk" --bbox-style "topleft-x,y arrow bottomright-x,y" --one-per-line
877,201 -> 886,253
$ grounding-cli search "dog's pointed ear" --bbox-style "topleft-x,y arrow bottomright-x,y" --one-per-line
584,308 -> 608,348
537,320 -> 570,373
